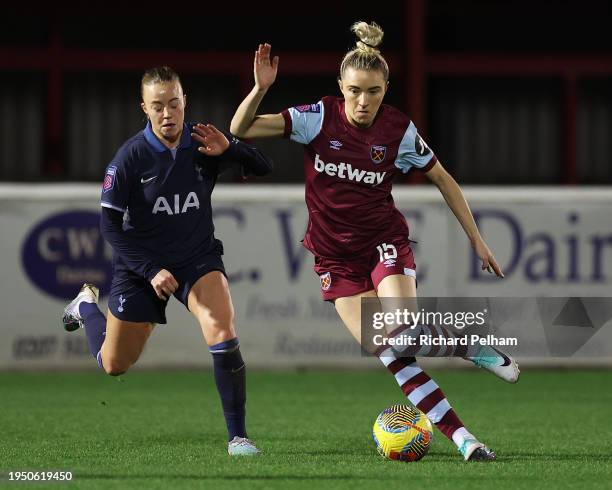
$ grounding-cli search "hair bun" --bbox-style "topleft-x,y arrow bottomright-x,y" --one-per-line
351,21 -> 384,53
340,20 -> 389,81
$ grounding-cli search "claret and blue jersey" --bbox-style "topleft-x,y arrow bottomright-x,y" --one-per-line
281,96 -> 437,259
100,121 -> 271,277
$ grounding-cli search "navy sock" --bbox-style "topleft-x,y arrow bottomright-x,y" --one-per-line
209,338 -> 247,441
78,302 -> 107,369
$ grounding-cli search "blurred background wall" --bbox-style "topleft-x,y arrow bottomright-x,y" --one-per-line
1,0 -> 611,185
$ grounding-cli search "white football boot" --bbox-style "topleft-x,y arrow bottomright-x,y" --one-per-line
465,346 -> 520,383
459,438 -> 497,461
62,283 -> 100,332
227,437 -> 261,456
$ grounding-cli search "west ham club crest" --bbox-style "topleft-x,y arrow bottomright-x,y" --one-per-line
370,145 -> 386,164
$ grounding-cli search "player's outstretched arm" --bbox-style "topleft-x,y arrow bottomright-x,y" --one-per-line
425,161 -> 504,278
192,123 -> 273,176
230,43 -> 285,139
192,123 -> 230,156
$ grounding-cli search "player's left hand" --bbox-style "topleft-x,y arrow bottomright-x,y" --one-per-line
191,123 -> 230,156
473,238 -> 504,278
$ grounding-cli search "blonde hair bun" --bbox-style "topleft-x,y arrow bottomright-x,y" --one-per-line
340,21 -> 389,80
351,21 -> 384,54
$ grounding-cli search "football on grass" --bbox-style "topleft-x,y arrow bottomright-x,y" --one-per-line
372,404 -> 433,462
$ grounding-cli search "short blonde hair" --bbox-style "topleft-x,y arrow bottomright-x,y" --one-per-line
340,21 -> 389,81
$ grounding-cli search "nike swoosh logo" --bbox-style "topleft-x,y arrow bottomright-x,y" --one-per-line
492,347 -> 512,366
141,176 -> 157,184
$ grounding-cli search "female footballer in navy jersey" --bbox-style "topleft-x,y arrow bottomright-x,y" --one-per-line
227,22 -> 519,461
62,66 -> 270,456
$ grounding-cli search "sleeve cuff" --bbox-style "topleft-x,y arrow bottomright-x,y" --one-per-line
223,138 -> 241,159
281,110 -> 292,139
417,154 -> 438,173
101,202 -> 127,213
145,266 -> 162,282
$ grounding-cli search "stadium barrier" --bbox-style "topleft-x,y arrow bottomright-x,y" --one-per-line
1,184 -> 611,370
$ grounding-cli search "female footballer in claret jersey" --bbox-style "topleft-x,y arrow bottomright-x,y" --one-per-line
62,67 -> 271,456
225,21 -> 520,461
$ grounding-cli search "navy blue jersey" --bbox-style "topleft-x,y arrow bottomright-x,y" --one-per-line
100,121 -> 272,279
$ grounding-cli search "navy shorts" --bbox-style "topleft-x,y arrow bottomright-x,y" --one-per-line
108,241 -> 226,324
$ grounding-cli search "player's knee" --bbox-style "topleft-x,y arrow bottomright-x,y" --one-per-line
217,317 -> 236,334
204,316 -> 236,346
103,358 -> 131,376
208,311 -> 235,335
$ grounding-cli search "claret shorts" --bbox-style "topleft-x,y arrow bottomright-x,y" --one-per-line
313,236 -> 417,302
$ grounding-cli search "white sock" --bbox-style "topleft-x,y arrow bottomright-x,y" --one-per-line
451,427 -> 475,449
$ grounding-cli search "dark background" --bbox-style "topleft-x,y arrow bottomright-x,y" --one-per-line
1,0 -> 610,184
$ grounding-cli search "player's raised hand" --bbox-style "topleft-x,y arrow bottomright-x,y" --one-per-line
150,269 -> 179,300
473,238 -> 504,278
254,43 -> 279,91
191,123 -> 230,156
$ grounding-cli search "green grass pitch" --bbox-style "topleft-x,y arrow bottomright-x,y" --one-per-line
1,369 -> 611,489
